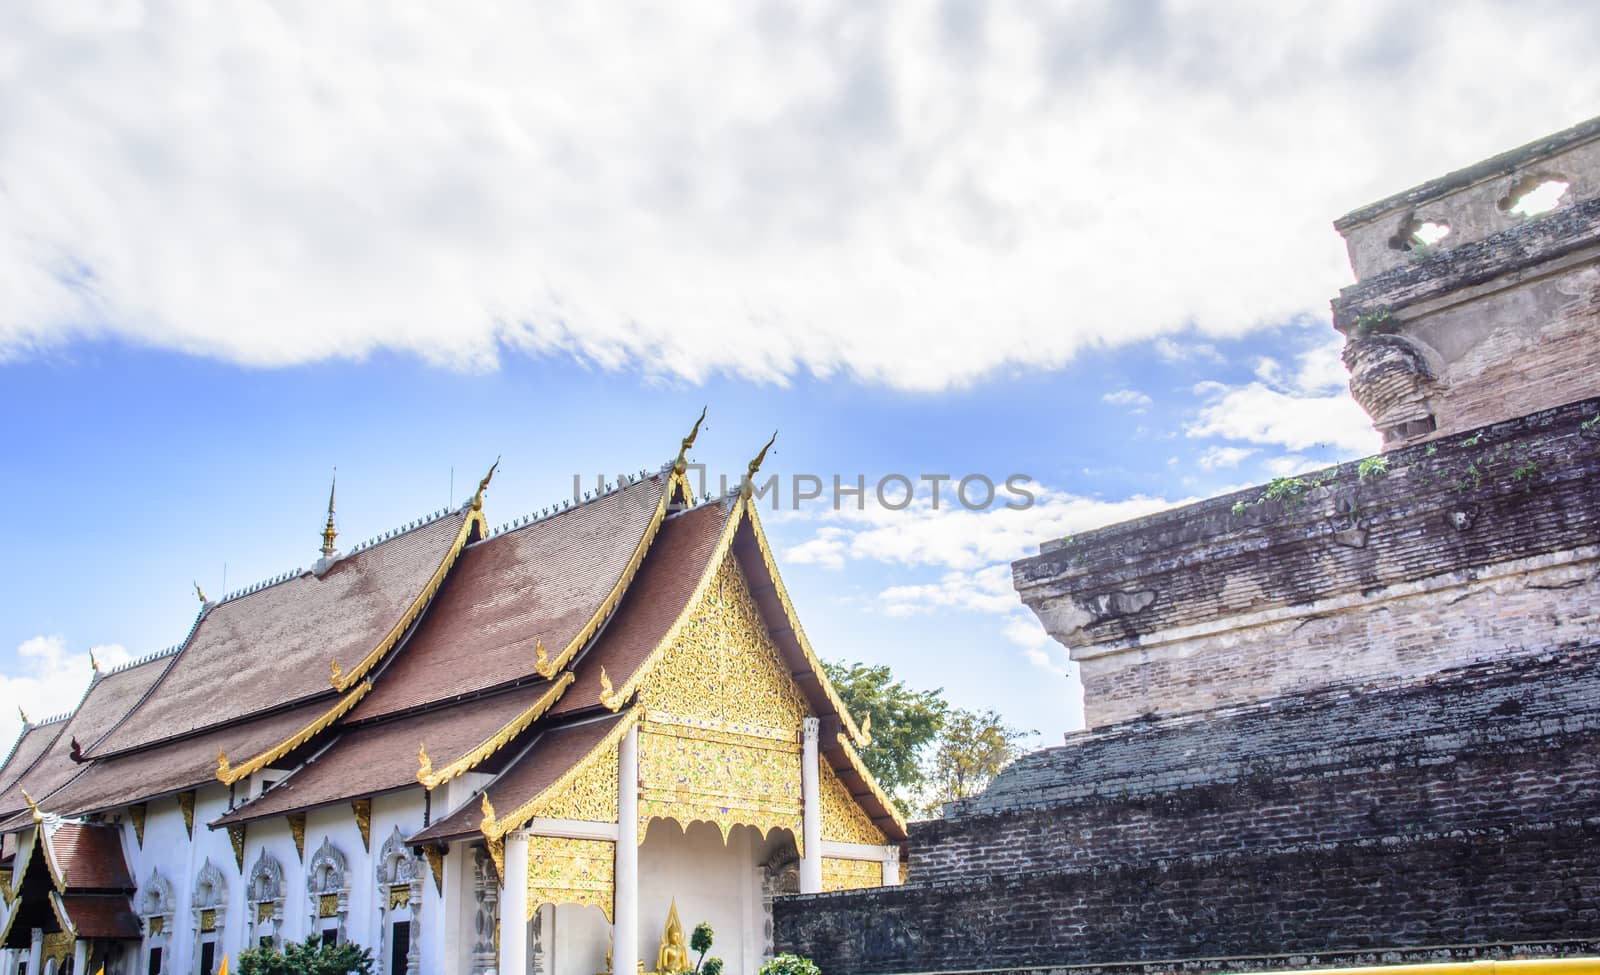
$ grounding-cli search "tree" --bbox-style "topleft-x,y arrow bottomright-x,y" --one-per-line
238,937 -> 376,975
925,708 -> 1031,813
823,659 -> 947,801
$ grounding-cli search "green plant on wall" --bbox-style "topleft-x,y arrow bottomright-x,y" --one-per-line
759,954 -> 822,975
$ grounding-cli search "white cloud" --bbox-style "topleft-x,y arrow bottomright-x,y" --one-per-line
0,636 -> 131,752
3,4 -> 1598,389
1197,445 -> 1255,470
1103,389 -> 1153,411
1264,455 -> 1314,477
1187,337 -> 1380,454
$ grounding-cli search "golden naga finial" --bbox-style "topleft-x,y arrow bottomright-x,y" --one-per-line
534,637 -> 556,679
330,659 -> 344,688
741,430 -> 778,497
17,707 -> 28,726
321,470 -> 339,558
598,666 -> 621,710
479,791 -> 498,833
417,743 -> 434,787
194,580 -> 208,604
89,651 -> 99,674
471,457 -> 500,512
672,406 -> 708,475
21,789 -> 40,824
216,749 -> 233,781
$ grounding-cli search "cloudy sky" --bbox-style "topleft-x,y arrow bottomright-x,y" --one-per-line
2,1 -> 1598,751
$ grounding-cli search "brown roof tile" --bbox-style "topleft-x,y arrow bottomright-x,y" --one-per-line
409,712 -> 626,844
354,478 -> 667,720
0,724 -> 66,800
58,894 -> 141,939
92,511 -> 471,757
0,656 -> 172,823
214,681 -> 560,825
552,501 -> 733,717
24,700 -> 335,821
47,823 -> 133,890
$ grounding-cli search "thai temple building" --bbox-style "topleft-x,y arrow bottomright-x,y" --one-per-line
0,419 -> 907,975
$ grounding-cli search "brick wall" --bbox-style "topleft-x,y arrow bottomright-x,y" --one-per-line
774,646 -> 1600,974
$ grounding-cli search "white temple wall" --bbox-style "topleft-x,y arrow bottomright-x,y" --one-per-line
549,903 -> 609,975
636,822 -> 771,975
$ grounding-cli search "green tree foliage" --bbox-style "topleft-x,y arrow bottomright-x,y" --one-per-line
758,954 -> 822,975
690,920 -> 720,975
925,708 -> 1031,811
823,660 -> 947,802
238,937 -> 376,975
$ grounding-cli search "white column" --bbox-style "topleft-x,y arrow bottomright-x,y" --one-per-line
500,833 -> 530,975
72,938 -> 89,975
26,929 -> 41,975
799,718 -> 822,894
881,845 -> 901,886
614,725 -> 640,975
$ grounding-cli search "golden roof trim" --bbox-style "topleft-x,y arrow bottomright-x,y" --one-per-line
834,732 -> 909,839
416,673 -> 576,791
483,706 -> 644,841
216,680 -> 373,786
743,503 -> 871,748
329,507 -> 486,692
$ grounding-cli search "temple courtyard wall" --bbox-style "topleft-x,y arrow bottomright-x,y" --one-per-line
775,644 -> 1600,974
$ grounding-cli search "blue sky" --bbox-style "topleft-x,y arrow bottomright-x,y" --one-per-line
3,1 -> 1600,752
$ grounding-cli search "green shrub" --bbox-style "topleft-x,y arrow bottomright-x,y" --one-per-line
238,936 -> 375,975
759,954 -> 822,975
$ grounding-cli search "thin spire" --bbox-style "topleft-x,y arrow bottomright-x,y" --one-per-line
194,581 -> 208,605
321,469 -> 339,558
471,457 -> 500,512
741,430 -> 778,497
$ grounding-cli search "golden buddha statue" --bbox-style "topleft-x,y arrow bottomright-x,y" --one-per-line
655,899 -> 690,975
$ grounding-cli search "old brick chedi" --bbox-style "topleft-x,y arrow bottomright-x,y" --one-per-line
775,118 -> 1600,973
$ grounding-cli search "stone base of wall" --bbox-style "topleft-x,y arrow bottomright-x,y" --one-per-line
774,645 -> 1600,975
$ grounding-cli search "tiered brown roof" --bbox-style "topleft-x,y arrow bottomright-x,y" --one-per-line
45,822 -> 134,890
353,476 -> 667,720
0,655 -> 171,824
91,510 -> 472,758
1,821 -> 139,946
1,699 -> 334,829
213,680 -> 563,825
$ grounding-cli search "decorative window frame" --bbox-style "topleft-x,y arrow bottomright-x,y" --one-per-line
247,849 -> 287,949
375,826 -> 424,974
470,847 -> 500,975
306,836 -> 351,944
192,858 -> 228,971
137,868 -> 176,974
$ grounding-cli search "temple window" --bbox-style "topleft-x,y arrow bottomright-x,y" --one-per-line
190,859 -> 228,975
375,826 -> 424,975
306,837 -> 351,946
137,867 -> 175,975
247,849 -> 287,949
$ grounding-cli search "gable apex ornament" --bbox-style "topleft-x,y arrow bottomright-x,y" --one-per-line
471,457 -> 500,512
741,431 -> 778,497
194,581 -> 208,605
534,637 -> 556,679
673,406 -> 707,475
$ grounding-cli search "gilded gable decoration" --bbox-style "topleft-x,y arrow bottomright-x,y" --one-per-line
425,845 -> 446,896
129,803 -> 147,847
526,836 -> 615,922
819,756 -> 887,847
482,709 -> 639,842
228,823 -> 247,871
287,812 -> 307,861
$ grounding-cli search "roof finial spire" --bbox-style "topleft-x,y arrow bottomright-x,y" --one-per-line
321,468 -> 339,558
21,788 -> 41,823
89,650 -> 99,674
741,431 -> 778,497
471,457 -> 500,512
673,407 -> 707,475
17,706 -> 28,727
194,581 -> 208,605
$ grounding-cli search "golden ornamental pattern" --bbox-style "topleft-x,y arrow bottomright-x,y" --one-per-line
819,757 -> 886,847
527,836 -> 614,922
639,554 -> 808,737
821,857 -> 880,892
524,738 -> 620,824
637,725 -> 802,852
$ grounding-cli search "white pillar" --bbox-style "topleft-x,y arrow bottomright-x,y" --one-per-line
799,718 -> 822,894
614,725 -> 640,975
881,845 -> 901,886
500,834 -> 530,975
72,938 -> 89,975
26,929 -> 41,975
